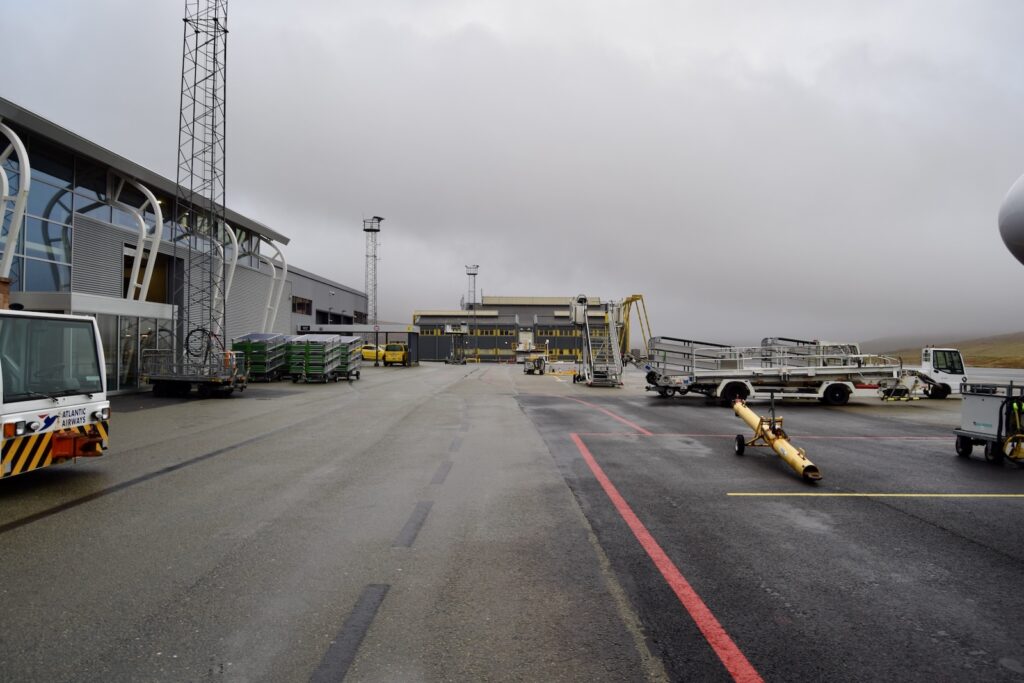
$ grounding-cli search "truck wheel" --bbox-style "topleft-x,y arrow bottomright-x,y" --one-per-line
955,435 -> 973,457
823,384 -> 850,406
734,435 -> 746,455
928,385 -> 951,400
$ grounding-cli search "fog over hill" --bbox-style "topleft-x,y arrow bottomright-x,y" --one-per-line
861,331 -> 1024,353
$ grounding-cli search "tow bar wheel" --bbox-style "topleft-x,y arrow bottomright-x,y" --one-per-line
734,434 -> 746,456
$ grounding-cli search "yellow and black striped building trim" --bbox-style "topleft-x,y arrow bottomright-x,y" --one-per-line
1,421 -> 110,479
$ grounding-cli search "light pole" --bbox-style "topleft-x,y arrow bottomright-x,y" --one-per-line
466,264 -> 478,361
364,216 -> 384,366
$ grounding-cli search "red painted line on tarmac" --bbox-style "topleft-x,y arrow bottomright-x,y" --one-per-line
562,397 -> 653,435
571,432 -> 763,683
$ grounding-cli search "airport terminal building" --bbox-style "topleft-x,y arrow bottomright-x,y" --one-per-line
414,296 -> 610,362
0,97 -> 366,392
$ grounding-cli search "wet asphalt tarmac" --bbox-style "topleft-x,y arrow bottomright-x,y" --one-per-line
0,363 -> 1022,681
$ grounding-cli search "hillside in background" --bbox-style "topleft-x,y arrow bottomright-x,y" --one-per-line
862,331 -> 1024,368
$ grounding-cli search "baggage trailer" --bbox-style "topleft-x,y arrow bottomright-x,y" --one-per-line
231,332 -> 286,382
954,382 -> 1024,463
143,349 -> 247,397
337,336 -> 363,381
644,336 -> 902,406
287,334 -> 362,383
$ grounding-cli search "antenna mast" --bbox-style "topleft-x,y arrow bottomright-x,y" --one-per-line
174,0 -> 229,363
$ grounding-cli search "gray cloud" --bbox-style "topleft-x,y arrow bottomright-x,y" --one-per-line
7,1 -> 1024,343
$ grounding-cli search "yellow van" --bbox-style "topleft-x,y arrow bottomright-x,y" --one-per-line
383,343 -> 409,367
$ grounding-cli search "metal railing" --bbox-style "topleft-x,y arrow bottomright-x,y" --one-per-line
142,349 -> 244,381
647,337 -> 900,378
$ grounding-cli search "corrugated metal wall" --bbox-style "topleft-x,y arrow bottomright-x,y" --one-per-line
226,265 -> 274,340
71,214 -> 361,342
71,215 -> 125,297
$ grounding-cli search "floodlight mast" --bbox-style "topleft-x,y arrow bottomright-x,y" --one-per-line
466,265 -> 479,361
364,216 -> 384,365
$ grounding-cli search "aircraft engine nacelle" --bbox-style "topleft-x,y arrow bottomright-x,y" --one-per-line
999,173 -> 1024,266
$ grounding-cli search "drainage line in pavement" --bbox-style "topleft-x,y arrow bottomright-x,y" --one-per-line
310,584 -> 390,683
392,501 -> 434,548
430,461 -> 453,485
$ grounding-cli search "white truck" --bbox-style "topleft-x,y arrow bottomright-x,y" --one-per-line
644,337 -> 968,405
643,336 -> 904,406
0,309 -> 110,479
900,347 -> 967,400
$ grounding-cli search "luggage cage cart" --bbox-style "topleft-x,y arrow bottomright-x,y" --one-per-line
954,381 -> 1024,464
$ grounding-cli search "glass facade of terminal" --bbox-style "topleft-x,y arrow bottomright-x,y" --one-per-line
0,130 -> 266,300
0,126 -> 258,392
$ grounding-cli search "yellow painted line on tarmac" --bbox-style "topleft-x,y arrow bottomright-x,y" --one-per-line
728,492 -> 1024,498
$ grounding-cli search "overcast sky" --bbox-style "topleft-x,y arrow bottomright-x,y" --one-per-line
6,1 -> 1024,343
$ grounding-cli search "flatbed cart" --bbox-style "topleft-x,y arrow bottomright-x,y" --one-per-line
337,336 -> 363,381
954,382 -> 1024,464
287,334 -> 344,383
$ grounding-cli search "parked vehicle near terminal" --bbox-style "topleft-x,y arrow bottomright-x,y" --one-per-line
643,336 -> 903,405
902,347 -> 966,399
360,344 -> 384,361
644,336 -> 967,405
523,354 -> 548,375
0,310 -> 110,479
383,343 -> 410,367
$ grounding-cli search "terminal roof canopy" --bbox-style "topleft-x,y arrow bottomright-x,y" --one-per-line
0,96 -> 289,247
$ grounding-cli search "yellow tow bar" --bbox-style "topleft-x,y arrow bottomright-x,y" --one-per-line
733,398 -> 822,482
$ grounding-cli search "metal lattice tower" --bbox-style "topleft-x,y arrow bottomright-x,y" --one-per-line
363,217 -> 383,325
173,0 -> 229,364
465,265 -> 479,309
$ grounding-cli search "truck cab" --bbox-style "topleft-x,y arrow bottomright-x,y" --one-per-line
920,347 -> 966,399
0,310 -> 110,478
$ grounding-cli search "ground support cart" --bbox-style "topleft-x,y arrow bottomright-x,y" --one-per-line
287,334 -> 348,383
336,336 -> 363,380
954,382 -> 1024,464
142,350 -> 247,397
232,333 -> 286,382
523,354 -> 548,375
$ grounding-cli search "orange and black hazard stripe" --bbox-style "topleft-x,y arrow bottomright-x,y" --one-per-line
2,420 -> 109,479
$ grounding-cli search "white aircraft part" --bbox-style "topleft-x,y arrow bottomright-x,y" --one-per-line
999,172 -> 1024,266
